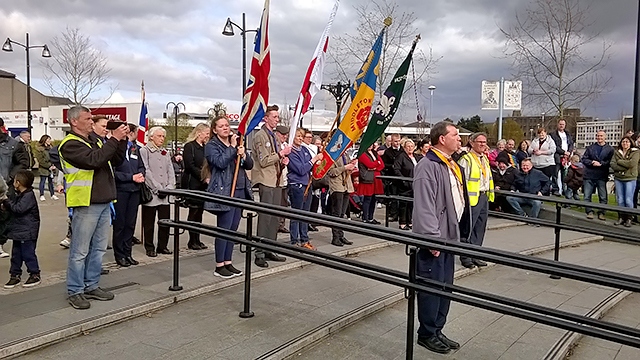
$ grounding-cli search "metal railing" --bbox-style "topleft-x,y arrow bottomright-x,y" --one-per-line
158,188 -> 640,359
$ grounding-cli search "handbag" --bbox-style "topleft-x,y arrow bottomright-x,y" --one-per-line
140,183 -> 153,204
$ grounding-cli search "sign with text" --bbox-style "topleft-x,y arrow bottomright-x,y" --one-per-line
503,80 -> 522,110
481,81 -> 499,110
0,111 -> 42,127
62,107 -> 127,123
481,80 -> 522,111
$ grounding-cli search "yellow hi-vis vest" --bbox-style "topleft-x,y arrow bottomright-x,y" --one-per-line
461,152 -> 494,206
59,134 -> 110,208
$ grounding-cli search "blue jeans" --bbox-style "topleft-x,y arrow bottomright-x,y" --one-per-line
39,175 -> 54,197
362,195 -> 377,221
565,187 -> 580,201
10,240 -> 39,276
67,203 -> 111,296
583,179 -> 608,215
615,179 -> 636,209
505,196 -> 542,218
288,184 -> 312,244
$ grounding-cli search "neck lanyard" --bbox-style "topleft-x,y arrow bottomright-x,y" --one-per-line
470,152 -> 487,178
432,149 -> 463,185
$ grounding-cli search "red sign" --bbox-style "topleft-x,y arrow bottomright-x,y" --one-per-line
62,107 -> 127,123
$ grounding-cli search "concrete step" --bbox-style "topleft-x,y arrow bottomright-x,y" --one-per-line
18,225 -> 602,359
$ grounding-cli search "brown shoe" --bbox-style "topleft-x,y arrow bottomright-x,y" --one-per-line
586,212 -> 594,219
598,214 -> 606,221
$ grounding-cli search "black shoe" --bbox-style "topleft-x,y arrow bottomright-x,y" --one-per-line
188,243 -> 204,250
308,225 -> 319,232
214,266 -> 235,279
254,258 -> 269,268
472,259 -> 488,267
23,273 -> 41,288
225,264 -> 243,276
266,253 -> 286,262
417,335 -> 450,354
197,242 -> 208,249
132,236 -> 142,245
146,250 -> 157,257
4,275 -> 20,289
68,294 -> 90,309
388,216 -> 399,222
437,332 -> 460,349
107,244 -> 113,250
100,268 -> 109,275
126,257 -> 139,266
115,258 -> 131,267
278,226 -> 290,233
157,248 -> 173,255
371,219 -> 381,225
84,287 -> 115,301
340,237 -> 353,245
461,261 -> 476,269
331,239 -> 344,247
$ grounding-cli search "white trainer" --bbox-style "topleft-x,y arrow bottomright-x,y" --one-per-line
52,195 -> 59,200
59,238 -> 71,249
0,245 -> 9,258
40,195 -> 46,201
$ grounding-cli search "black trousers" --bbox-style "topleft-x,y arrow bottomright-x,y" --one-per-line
112,190 -> 140,259
256,184 -> 282,259
10,240 -> 39,276
187,206 -> 204,246
460,193 -> 489,263
329,191 -> 349,241
417,249 -> 454,337
141,204 -> 170,252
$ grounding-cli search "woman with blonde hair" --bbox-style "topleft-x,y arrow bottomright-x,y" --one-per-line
182,123 -> 210,250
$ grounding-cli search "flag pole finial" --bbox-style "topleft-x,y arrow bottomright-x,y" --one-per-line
384,17 -> 392,27
414,34 -> 421,44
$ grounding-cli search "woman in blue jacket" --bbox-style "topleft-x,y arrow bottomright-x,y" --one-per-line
204,116 -> 253,279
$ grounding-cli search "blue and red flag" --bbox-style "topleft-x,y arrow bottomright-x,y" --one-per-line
137,80 -> 148,145
238,0 -> 271,136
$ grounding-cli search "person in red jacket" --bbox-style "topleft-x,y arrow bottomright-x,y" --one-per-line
358,144 -> 385,224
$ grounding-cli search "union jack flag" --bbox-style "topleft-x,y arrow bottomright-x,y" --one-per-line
137,80 -> 148,145
238,0 -> 271,136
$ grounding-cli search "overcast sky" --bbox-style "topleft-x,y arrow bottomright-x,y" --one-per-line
0,0 -> 637,123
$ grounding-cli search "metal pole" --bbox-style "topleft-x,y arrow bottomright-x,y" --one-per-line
169,199 -> 183,291
336,95 -> 342,127
174,106 -> 178,153
25,33 -> 32,135
498,77 -> 504,140
429,89 -> 433,126
633,0 -> 640,132
405,248 -> 417,360
550,203 -> 562,280
242,12 -> 247,98
240,213 -> 255,318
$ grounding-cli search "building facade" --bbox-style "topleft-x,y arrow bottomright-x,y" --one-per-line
503,108 -> 591,141
575,117 -> 633,149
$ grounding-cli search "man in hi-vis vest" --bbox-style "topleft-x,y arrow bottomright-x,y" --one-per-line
457,132 -> 494,269
59,106 -> 128,310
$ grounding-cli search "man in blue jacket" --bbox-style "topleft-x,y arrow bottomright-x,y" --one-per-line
506,159 -> 551,220
581,130 -> 614,220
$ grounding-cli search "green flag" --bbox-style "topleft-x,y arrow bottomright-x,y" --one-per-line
358,37 -> 418,156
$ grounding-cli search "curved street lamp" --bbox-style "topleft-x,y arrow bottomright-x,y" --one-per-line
2,33 -> 51,134
428,85 -> 436,126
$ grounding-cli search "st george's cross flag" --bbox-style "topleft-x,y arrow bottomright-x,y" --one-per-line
287,0 -> 340,144
137,80 -> 148,145
238,0 -> 271,136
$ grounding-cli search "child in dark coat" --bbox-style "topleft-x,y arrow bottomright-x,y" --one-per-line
564,154 -> 584,201
1,170 -> 41,288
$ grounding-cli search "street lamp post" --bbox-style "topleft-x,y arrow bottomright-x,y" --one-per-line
164,102 -> 186,154
223,14 -> 258,101
428,85 -> 436,126
321,82 -> 350,126
2,33 -> 51,135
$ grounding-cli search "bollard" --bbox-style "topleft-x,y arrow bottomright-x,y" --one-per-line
169,199 -> 183,291
550,203 -> 562,280
405,247 -> 417,360
239,213 -> 255,318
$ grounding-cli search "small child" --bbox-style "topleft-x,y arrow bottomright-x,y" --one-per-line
1,170 -> 41,288
564,154 -> 584,202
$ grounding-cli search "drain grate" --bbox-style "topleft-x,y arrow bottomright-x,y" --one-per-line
103,282 -> 139,292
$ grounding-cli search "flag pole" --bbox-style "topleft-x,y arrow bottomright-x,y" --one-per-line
230,134 -> 243,198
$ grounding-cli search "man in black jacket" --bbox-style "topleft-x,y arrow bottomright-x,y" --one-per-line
59,106 -> 128,310
549,119 -> 574,195
491,152 -> 517,212
505,159 -> 551,219
581,130 -> 614,220
381,133 -> 402,221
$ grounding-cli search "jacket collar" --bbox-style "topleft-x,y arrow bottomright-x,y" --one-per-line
426,148 -> 448,165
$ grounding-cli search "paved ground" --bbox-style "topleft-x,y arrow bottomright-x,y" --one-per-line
16,222 -> 604,360
569,293 -> 640,360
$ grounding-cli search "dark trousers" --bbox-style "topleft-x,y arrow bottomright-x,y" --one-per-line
329,191 -> 349,241
417,249 -> 454,337
256,184 -> 282,259
399,199 -> 413,226
214,192 -> 243,263
538,166 -> 556,194
141,204 -> 170,252
187,206 -> 204,246
385,182 -> 399,219
39,175 -> 54,197
460,194 -> 489,263
113,190 -> 140,260
362,195 -> 377,222
583,179 -> 608,215
10,240 -> 39,276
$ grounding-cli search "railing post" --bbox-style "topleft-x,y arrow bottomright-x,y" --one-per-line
385,198 -> 389,228
405,247 -> 417,360
550,203 -> 562,280
169,199 -> 183,291
239,212 -> 255,318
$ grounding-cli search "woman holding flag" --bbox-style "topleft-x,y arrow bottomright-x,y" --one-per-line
204,115 -> 253,279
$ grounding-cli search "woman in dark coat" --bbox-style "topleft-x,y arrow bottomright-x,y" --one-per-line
182,123 -> 210,250
204,116 -> 253,279
358,144 -> 385,224
393,139 -> 422,230
34,135 -> 58,201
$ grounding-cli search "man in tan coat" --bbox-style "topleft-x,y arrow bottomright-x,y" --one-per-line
327,154 -> 355,246
250,105 -> 291,267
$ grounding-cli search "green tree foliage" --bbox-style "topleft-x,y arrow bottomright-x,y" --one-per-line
485,119 -> 524,146
457,115 -> 483,133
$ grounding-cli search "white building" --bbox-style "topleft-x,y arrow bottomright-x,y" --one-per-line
575,118 -> 632,149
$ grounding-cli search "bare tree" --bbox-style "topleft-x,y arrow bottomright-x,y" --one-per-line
42,27 -> 114,104
328,0 -> 439,119
500,0 -> 612,125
